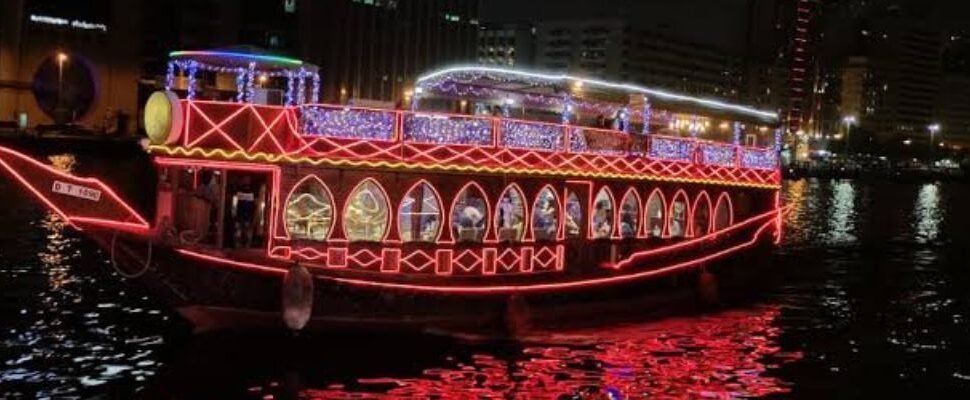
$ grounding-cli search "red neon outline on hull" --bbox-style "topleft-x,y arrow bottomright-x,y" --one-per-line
0,146 -> 151,231
174,206 -> 788,294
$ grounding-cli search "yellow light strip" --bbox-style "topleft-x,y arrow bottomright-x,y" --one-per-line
148,145 -> 781,190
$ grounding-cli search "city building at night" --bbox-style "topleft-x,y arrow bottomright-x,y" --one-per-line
0,0 -> 141,134
298,0 -> 480,104
477,23 -> 536,67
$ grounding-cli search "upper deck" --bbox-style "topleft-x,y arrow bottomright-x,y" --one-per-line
147,56 -> 781,189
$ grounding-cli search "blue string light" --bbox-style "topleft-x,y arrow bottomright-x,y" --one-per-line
732,122 -> 743,146
165,61 -> 175,91
700,143 -> 736,167
500,120 -> 564,151
741,148 -> 778,170
404,114 -> 492,146
649,137 -> 695,162
302,106 -> 396,140
186,61 -> 199,100
245,62 -> 256,102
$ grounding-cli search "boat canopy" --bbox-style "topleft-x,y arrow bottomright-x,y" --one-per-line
415,66 -> 779,125
165,46 -> 319,104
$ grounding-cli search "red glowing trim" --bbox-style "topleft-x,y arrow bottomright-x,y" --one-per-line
774,191 -> 783,244
690,190 -> 713,237
644,188 -> 668,239
448,181 -> 492,244
282,174 -> 337,241
396,179 -> 445,243
321,212 -> 783,294
589,185 -> 617,240
171,207 -> 786,290
173,101 -> 782,189
341,178 -> 393,243
176,248 -> 285,275
619,187 -> 644,239
494,183 -> 528,243
714,192 -> 734,230
0,146 -> 150,231
668,189 -> 691,238
530,184 -> 563,242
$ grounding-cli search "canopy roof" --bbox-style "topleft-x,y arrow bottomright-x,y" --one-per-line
416,66 -> 779,124
169,46 -> 317,72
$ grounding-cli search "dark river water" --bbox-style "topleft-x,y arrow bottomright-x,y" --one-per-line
2,151 -> 970,399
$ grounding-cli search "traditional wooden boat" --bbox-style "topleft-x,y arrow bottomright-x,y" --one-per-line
0,50 -> 786,333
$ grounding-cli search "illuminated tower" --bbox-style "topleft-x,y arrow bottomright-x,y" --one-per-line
785,0 -> 816,135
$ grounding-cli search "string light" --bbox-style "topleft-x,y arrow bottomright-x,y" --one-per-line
650,137 -> 695,162
501,120 -> 564,151
302,106 -> 396,140
165,61 -> 175,91
186,61 -> 199,100
245,62 -> 256,102
235,67 -> 246,103
741,148 -> 777,170
642,100 -> 652,136
285,70 -> 295,105
403,114 -> 493,146
700,144 -> 736,167
311,72 -> 320,104
732,122 -> 743,146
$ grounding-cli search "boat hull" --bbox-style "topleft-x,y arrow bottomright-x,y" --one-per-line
90,217 -> 781,334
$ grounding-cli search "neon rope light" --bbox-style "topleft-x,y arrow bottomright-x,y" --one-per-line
0,146 -> 150,231
169,50 -> 304,66
416,66 -> 779,121
175,206 -> 786,293
151,145 -> 780,190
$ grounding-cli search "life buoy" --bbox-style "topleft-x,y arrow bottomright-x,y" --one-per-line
281,263 -> 314,331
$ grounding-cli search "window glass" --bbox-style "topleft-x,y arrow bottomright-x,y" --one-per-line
693,195 -> 712,236
591,188 -> 614,239
669,193 -> 688,238
565,191 -> 583,238
619,191 -> 640,238
343,180 -> 389,242
398,182 -> 442,242
495,186 -> 526,242
285,177 -> 334,241
452,185 -> 487,243
714,194 -> 733,231
645,191 -> 665,237
532,188 -> 559,241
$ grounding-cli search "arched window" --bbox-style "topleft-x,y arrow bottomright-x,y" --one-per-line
495,185 -> 527,242
451,183 -> 488,243
645,189 -> 666,238
619,189 -> 641,238
668,190 -> 689,238
714,193 -> 733,231
591,187 -> 615,239
398,181 -> 442,242
284,175 -> 334,241
532,187 -> 559,241
564,191 -> 583,239
343,179 -> 390,242
692,192 -> 712,237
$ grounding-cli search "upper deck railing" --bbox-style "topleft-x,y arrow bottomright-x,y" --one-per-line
169,100 -> 781,187
297,104 -> 779,171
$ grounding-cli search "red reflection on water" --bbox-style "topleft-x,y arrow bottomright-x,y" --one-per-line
301,307 -> 800,399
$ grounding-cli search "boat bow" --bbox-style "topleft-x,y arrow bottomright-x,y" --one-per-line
0,146 -> 151,234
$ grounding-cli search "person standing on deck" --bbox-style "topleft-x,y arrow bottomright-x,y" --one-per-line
232,176 -> 257,247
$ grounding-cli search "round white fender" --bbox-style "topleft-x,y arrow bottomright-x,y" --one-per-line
281,263 -> 314,331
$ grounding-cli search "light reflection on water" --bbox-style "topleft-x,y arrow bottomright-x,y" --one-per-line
2,151 -> 970,398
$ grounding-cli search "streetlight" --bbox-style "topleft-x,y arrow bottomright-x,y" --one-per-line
56,52 -> 69,123
842,115 -> 857,157
928,123 -> 940,160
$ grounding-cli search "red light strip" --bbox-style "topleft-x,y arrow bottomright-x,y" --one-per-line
172,206 -> 788,294
0,146 -> 150,231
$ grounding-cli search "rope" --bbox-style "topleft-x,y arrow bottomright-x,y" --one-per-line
110,230 -> 153,279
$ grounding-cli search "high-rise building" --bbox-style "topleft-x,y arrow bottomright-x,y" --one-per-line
477,23 -> 535,67
519,19 -> 742,100
298,0 -> 481,103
